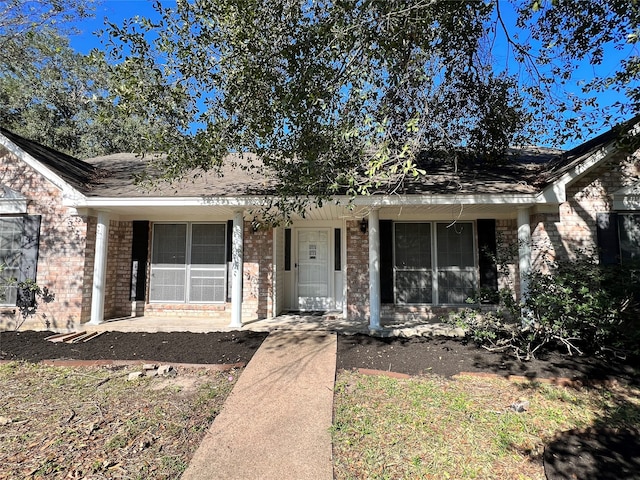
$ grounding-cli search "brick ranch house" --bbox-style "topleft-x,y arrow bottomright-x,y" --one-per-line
0,117 -> 638,332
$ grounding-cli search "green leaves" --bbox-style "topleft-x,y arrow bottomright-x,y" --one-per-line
95,0 -> 640,217
103,0 -> 529,214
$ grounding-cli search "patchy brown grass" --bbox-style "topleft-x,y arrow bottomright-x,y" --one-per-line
332,371 -> 640,480
0,362 -> 241,479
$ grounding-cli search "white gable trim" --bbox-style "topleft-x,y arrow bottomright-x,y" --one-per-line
538,143 -> 616,204
0,132 -> 86,203
539,122 -> 640,204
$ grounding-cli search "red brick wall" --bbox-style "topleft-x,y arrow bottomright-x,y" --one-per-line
531,152 -> 640,267
243,221 -> 273,320
0,148 -> 90,330
346,220 -> 369,320
104,220 -> 133,319
496,218 -> 520,295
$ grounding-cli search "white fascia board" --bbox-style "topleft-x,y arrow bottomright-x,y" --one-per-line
349,193 -> 538,207
0,133 -> 86,202
65,195 -> 268,208
69,192 -> 543,210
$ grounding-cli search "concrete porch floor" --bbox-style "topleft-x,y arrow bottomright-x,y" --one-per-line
81,312 -> 464,338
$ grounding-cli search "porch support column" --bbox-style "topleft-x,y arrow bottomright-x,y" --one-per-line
88,211 -> 109,325
368,208 -> 381,331
517,207 -> 532,325
229,210 -> 244,328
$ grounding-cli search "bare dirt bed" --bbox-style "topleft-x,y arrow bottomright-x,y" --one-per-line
1,330 -> 638,384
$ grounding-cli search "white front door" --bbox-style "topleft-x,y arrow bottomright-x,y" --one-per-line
297,229 -> 331,310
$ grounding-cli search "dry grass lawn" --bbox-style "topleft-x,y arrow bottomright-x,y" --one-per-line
332,371 -> 640,480
0,362 -> 241,479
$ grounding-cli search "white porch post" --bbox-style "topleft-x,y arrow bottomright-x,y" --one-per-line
368,208 -> 381,331
229,210 -> 244,328
517,207 -> 532,324
88,211 -> 109,325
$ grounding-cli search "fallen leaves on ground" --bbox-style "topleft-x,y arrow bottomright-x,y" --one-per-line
0,362 -> 240,479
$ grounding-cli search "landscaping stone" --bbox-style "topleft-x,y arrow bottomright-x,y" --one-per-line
158,365 -> 177,377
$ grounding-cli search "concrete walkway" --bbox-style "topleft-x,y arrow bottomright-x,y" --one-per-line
181,330 -> 337,480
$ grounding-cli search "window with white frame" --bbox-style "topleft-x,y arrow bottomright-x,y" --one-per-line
150,223 -> 226,303
0,217 -> 23,305
394,222 -> 476,304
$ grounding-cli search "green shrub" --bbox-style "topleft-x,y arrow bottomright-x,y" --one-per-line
446,251 -> 640,360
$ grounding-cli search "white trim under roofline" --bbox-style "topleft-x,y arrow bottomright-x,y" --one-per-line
0,132 -> 85,201
350,193 -> 540,206
67,192 -> 542,209
65,195 -> 270,208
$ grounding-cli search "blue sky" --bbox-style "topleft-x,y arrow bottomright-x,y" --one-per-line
69,0 -> 164,53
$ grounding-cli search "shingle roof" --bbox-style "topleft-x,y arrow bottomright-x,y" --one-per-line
3,116 -> 638,200
543,114 -> 640,183
0,127 -> 104,192
82,152 -> 275,197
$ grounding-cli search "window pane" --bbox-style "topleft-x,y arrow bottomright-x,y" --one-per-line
396,271 -> 432,304
152,224 -> 187,265
437,223 -> 474,267
394,223 -> 432,304
436,223 -> 475,304
150,224 -> 187,302
438,270 -> 475,304
285,228 -> 291,271
395,223 -> 431,268
189,269 -> 226,302
149,269 -> 185,302
0,218 -> 22,305
150,223 -> 227,303
619,214 -> 640,265
334,228 -> 341,271
191,224 -> 226,265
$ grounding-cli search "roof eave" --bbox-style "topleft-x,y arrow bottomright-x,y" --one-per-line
0,132 -> 86,201
539,130 -> 638,204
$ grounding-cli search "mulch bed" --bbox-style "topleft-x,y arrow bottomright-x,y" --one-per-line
0,330 -> 268,365
544,427 -> 640,480
1,330 -> 638,385
337,334 -> 639,385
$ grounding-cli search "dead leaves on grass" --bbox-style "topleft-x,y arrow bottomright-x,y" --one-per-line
0,362 -> 240,479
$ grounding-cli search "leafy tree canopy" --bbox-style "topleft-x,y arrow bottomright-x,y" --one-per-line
0,0 -> 171,158
104,0 -> 638,212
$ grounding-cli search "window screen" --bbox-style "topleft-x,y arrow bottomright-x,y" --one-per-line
436,223 -> 475,304
394,223 -> 432,304
0,217 -> 22,305
393,222 -> 476,305
150,223 -> 226,303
